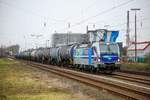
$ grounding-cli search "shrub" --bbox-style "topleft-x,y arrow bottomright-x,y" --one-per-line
145,52 -> 150,64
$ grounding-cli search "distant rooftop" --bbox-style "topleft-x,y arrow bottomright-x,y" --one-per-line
128,41 -> 150,51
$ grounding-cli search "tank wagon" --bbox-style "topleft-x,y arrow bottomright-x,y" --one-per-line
49,47 -> 60,65
58,44 -> 76,66
42,48 -> 50,64
35,48 -> 44,63
30,49 -> 36,61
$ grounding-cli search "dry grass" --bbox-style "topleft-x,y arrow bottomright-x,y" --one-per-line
0,58 -> 123,100
0,58 -> 93,100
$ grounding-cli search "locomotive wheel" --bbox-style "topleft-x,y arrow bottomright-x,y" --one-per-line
104,70 -> 113,74
90,66 -> 93,73
91,67 -> 98,74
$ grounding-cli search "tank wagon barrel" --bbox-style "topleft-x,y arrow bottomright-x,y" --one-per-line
49,47 -> 60,65
58,44 -> 77,66
42,48 -> 50,64
30,50 -> 36,61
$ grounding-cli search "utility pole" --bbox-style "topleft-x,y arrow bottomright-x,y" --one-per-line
126,11 -> 130,47
67,23 -> 70,45
86,25 -> 88,33
24,35 -> 26,51
46,40 -> 50,48
93,24 -> 95,29
131,8 -> 141,62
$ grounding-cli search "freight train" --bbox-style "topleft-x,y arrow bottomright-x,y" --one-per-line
16,29 -> 121,74
16,42 -> 120,73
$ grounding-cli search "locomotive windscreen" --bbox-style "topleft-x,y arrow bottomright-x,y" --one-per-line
99,43 -> 119,55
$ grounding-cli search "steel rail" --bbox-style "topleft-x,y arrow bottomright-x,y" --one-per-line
111,75 -> 150,85
112,73 -> 150,85
120,70 -> 150,76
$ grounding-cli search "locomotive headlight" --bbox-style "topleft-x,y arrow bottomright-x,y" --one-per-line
98,59 -> 100,62
118,59 -> 120,62
106,42 -> 110,46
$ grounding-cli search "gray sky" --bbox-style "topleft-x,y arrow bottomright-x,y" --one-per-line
0,0 -> 150,50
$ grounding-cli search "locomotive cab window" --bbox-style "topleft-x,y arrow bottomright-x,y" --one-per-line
100,43 -> 119,54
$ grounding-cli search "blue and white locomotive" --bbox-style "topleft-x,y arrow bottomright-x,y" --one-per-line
73,42 -> 120,73
73,29 -> 121,73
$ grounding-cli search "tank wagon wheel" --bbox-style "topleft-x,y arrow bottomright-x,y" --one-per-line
62,62 -> 66,67
58,62 -> 62,67
53,60 -> 56,65
42,57 -> 44,64
51,60 -> 54,65
64,60 -> 67,67
72,64 -> 76,70
60,60 -> 64,67
75,64 -> 80,71
48,58 -> 51,64
79,65 -> 82,71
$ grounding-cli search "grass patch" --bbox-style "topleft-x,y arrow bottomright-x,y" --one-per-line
121,63 -> 150,71
0,58 -> 17,65
5,92 -> 76,100
0,58 -> 92,100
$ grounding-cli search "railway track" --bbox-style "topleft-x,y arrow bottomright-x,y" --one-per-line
69,68 -> 150,86
119,70 -> 150,76
24,61 -> 150,100
112,72 -> 150,86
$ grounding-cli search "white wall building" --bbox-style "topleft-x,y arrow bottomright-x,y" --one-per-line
127,42 -> 150,62
52,33 -> 89,47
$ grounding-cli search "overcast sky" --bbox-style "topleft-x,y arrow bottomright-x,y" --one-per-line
0,0 -> 150,50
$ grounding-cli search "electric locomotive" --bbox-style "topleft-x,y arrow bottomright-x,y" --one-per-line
73,29 -> 121,73
73,42 -> 120,73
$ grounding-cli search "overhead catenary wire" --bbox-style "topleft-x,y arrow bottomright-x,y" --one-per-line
58,0 -> 135,32
59,0 -> 99,23
0,0 -> 135,32
59,12 -> 150,33
79,3 -> 150,30
1,0 -> 149,36
75,0 -> 135,25
110,16 -> 150,27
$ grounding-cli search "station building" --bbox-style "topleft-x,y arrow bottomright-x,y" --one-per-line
127,41 -> 150,62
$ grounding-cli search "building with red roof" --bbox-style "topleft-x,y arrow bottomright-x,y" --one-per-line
127,41 -> 150,62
